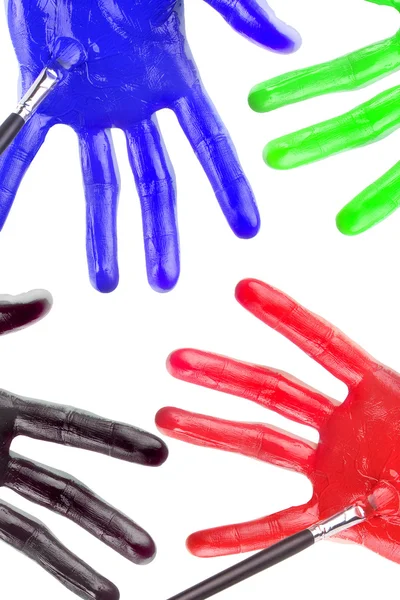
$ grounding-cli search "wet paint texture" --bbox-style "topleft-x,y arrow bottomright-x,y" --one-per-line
157,279 -> 400,564
1,1 -> 300,293
0,290 -> 168,599
248,0 -> 400,237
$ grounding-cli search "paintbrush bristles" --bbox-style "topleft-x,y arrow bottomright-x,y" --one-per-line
368,482 -> 400,517
53,38 -> 87,69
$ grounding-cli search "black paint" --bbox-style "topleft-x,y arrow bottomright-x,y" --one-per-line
0,290 -> 168,599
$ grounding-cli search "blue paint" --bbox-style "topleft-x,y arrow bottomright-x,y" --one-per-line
1,0 -> 300,293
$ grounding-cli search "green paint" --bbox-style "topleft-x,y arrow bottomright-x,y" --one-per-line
366,0 -> 400,10
337,161 -> 400,235
264,86 -> 400,169
249,34 -> 400,114
249,0 -> 400,235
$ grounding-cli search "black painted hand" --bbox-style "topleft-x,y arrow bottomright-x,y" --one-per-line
0,290 -> 168,599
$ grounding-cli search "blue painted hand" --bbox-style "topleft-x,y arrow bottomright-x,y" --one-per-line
1,0 -> 300,292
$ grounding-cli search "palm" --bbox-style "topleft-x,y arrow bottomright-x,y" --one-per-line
157,279 -> 400,565
314,370 -> 400,556
2,0 -> 299,293
13,1 -> 194,127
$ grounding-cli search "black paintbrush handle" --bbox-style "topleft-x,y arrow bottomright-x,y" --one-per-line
167,529 -> 315,600
0,113 -> 25,155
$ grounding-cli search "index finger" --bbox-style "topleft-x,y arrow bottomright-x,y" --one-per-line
235,279 -> 377,387
249,34 -> 400,113
10,393 -> 168,467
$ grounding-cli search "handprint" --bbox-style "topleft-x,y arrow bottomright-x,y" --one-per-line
0,289 -> 168,599
1,0 -> 299,293
249,0 -> 400,236
157,278 -> 400,564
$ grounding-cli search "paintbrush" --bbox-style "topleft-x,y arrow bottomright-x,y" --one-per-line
0,39 -> 85,155
167,483 -> 399,600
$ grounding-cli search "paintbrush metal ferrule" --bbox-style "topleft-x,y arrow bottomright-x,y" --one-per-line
309,505 -> 366,543
15,67 -> 59,122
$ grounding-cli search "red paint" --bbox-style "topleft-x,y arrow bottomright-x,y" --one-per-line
156,279 -> 400,563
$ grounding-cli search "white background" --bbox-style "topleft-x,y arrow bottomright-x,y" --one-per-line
0,0 -> 399,598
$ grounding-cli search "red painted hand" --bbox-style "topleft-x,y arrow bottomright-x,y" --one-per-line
156,279 -> 400,563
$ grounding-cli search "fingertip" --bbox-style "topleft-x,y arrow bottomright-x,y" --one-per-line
94,580 -> 120,600
137,533 -> 157,565
87,232 -> 119,293
336,206 -> 362,236
107,510 -> 158,565
167,348 -> 200,380
186,531 -> 223,558
260,26 -> 302,55
155,406 -> 180,435
90,268 -> 119,294
123,426 -> 169,467
248,79 -> 291,114
166,351 -> 176,375
234,212 -> 261,239
123,523 -> 157,565
119,529 -> 157,566
186,532 -> 208,557
336,199 -> 389,236
0,289 -> 53,335
26,289 -> 53,318
147,260 -> 180,294
248,85 -> 271,114
263,140 -> 292,170
227,0 -> 301,55
235,279 -> 250,306
279,28 -> 302,55
216,176 -> 260,239
29,290 -> 53,324
228,203 -> 261,239
155,407 -> 196,442
227,210 -> 261,239
145,434 -> 169,467
235,278 -> 264,306
235,278 -> 290,324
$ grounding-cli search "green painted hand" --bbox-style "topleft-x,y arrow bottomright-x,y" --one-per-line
249,0 -> 400,235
